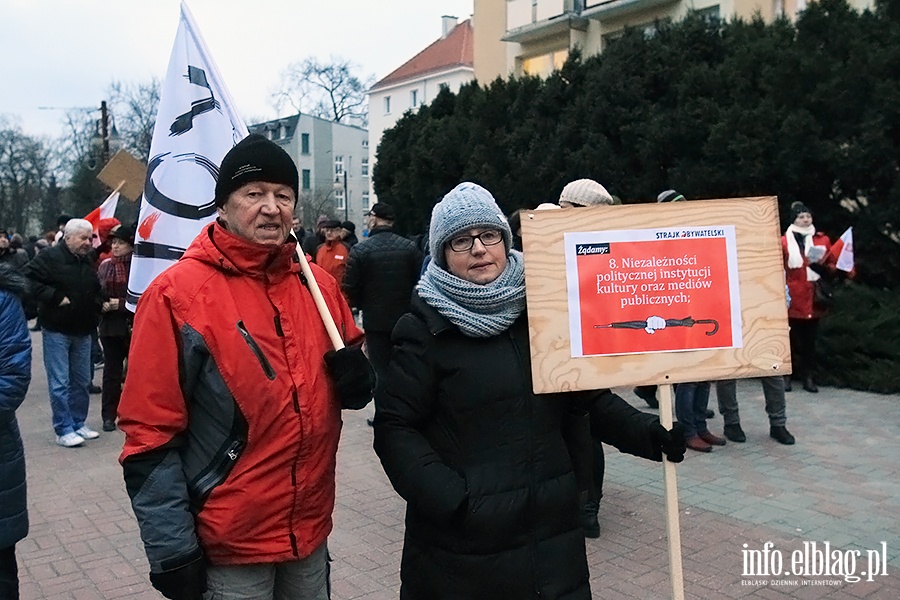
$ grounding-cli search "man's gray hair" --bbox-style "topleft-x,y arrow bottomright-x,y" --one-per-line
63,218 -> 93,236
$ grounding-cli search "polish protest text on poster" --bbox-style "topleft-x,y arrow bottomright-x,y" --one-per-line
565,226 -> 742,358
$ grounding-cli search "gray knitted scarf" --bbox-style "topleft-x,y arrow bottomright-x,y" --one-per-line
417,250 -> 526,338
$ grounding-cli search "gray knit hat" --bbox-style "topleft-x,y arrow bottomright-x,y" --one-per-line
429,182 -> 512,268
657,189 -> 685,203
559,179 -> 614,207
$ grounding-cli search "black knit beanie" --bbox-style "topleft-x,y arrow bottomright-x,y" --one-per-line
789,201 -> 811,223
214,134 -> 299,207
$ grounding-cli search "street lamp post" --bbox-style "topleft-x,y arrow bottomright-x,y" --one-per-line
342,170 -> 349,222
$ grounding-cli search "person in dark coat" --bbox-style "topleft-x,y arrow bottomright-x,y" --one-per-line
341,220 -> 359,248
373,182 -> 686,600
342,202 -> 422,399
97,224 -> 135,432
22,218 -> 103,447
0,265 -> 33,599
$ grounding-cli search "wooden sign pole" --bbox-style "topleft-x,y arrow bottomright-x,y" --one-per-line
658,384 -> 685,600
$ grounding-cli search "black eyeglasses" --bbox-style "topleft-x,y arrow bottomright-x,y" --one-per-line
447,230 -> 504,252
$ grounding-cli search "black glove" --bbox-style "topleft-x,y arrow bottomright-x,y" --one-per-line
148,555 -> 207,600
324,346 -> 375,410
649,422 -> 686,463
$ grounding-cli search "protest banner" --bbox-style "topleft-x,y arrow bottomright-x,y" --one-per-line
521,196 -> 790,393
97,150 -> 147,202
521,195 -> 789,600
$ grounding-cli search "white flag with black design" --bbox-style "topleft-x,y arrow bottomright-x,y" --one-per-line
127,1 -> 248,310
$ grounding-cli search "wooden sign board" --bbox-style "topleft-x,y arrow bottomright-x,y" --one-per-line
520,197 -> 790,394
97,150 -> 147,202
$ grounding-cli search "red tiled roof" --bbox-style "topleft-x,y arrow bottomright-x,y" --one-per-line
371,19 -> 473,90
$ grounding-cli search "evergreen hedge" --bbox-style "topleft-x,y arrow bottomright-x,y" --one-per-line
373,0 -> 900,393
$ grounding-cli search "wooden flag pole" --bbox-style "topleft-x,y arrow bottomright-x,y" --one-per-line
658,383 -> 685,600
295,243 -> 345,351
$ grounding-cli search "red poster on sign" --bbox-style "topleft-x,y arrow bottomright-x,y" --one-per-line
565,227 -> 742,357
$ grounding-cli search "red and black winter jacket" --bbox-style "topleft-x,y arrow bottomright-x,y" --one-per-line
782,231 -> 835,320
119,222 -> 362,572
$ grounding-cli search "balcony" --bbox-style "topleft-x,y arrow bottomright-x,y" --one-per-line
503,0 -> 588,44
582,0 -> 679,21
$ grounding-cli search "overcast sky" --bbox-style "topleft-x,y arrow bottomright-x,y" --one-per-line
0,0 -> 473,138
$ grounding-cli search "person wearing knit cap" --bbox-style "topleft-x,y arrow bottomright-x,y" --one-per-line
374,181 -> 685,600
782,200 -> 836,395
118,134 -> 373,600
657,189 -> 685,203
559,178 -> 614,208
556,179 -> 618,538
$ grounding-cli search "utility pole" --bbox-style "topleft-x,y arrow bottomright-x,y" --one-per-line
99,100 -> 110,166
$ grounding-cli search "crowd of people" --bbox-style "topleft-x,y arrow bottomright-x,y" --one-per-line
0,134 -> 848,599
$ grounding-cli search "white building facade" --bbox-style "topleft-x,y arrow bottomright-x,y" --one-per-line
368,16 -> 475,207
249,114 -> 369,234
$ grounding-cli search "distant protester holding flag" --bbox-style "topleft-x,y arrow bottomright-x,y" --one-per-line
118,135 -> 374,600
782,201 -> 838,393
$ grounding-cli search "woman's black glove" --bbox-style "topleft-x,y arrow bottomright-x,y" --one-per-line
148,555 -> 207,600
649,422 -> 686,463
324,346 -> 375,409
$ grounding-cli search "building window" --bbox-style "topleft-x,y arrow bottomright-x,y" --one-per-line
301,133 -> 310,154
410,89 -> 419,108
361,157 -> 369,177
522,49 -> 568,77
302,169 -> 311,191
362,139 -> 369,149
362,191 -> 370,210
696,5 -> 720,22
384,96 -> 391,114
334,155 -> 344,178
335,189 -> 345,210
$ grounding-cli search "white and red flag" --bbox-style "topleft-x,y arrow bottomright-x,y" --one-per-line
127,1 -> 248,310
84,190 -> 120,246
830,227 -> 854,273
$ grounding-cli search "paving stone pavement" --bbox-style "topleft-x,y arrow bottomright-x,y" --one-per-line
14,330 -> 900,599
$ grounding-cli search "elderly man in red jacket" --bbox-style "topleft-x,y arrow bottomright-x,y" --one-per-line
118,135 -> 373,600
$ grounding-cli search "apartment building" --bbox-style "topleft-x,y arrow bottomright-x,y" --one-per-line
248,114 -> 369,234
368,16 -> 475,206
474,0 -> 874,82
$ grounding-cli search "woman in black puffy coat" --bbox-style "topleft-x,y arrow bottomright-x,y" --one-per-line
373,183 -> 686,600
0,265 -> 33,599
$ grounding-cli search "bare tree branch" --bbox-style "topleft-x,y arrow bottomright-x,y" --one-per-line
272,56 -> 375,126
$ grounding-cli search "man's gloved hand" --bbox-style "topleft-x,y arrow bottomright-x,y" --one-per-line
649,422 -> 686,463
148,555 -> 207,600
324,346 -> 375,410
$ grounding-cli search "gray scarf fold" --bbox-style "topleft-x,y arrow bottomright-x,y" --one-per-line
417,251 -> 526,338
